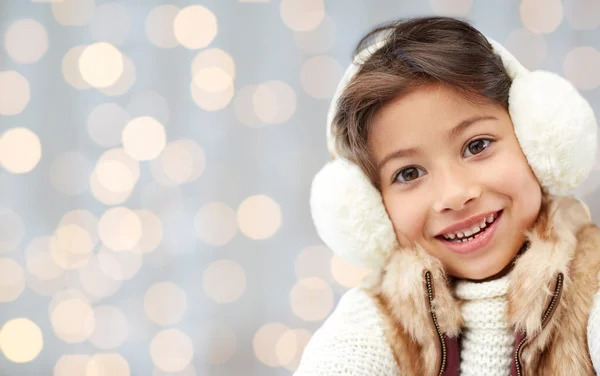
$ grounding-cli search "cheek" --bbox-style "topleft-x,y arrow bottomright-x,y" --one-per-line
382,193 -> 427,244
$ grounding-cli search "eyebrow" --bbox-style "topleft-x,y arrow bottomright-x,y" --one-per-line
376,115 -> 498,172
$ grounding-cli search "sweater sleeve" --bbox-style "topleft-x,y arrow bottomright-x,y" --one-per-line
294,287 -> 400,376
589,278 -> 600,372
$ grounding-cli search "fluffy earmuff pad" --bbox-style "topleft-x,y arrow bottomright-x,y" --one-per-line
509,70 -> 598,196
309,159 -> 398,268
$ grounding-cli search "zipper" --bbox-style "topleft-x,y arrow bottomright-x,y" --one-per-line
514,273 -> 564,376
425,271 -> 446,376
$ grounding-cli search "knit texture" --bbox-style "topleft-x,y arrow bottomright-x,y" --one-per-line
588,271 -> 600,371
294,287 -> 400,376
455,275 -> 513,376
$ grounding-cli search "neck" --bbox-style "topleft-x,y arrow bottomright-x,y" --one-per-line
453,240 -> 530,283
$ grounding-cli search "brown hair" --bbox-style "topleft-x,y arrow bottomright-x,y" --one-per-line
332,16 -> 512,188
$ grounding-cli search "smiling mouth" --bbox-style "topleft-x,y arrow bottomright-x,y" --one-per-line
435,210 -> 503,243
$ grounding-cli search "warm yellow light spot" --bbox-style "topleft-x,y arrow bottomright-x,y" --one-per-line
58,209 -> 100,246
330,255 -> 371,287
144,282 -> 188,325
203,260 -> 246,303
79,43 -> 124,88
50,298 -> 96,343
195,202 -> 237,246
253,323 -> 289,367
98,207 -> 142,252
150,329 -> 194,372
0,71 -> 30,115
90,149 -> 139,205
89,305 -> 129,350
193,67 -> 233,93
49,224 -> 94,270
564,46 -> 600,91
300,55 -> 343,99
145,5 -> 180,48
191,48 -> 235,81
122,116 -> 166,161
173,5 -> 218,49
97,246 -> 142,281
97,55 -> 136,97
86,353 -> 130,376
282,329 -> 312,371
0,127 -> 41,174
95,159 -> 136,193
0,258 -> 25,302
190,81 -> 234,111
280,0 -> 325,31
290,277 -> 334,321
131,209 -> 163,254
52,0 -> 94,26
25,236 -> 64,280
4,19 -> 48,63
237,195 -> 281,240
78,257 -> 123,299
252,81 -> 296,125
62,46 -> 91,89
0,318 -> 43,363
54,354 -> 92,376
520,0 -> 563,34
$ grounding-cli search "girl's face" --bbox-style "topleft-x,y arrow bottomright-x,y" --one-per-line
369,84 -> 542,280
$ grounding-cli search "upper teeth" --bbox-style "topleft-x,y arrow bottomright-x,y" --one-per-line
442,212 -> 498,240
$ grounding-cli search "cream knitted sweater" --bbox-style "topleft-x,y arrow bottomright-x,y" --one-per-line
295,276 -> 600,375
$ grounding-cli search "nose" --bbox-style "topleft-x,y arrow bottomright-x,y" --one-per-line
432,164 -> 482,213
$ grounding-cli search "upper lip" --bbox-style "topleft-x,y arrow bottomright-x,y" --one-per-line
436,210 -> 501,237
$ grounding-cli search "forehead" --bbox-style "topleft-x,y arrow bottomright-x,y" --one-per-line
368,85 -> 502,155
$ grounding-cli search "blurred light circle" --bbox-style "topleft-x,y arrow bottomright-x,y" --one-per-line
429,0 -> 473,16
0,258 -> 25,302
89,305 -> 129,349
146,5 -> 180,48
295,245 -> 332,281
503,28 -> 547,71
95,159 -> 136,193
237,195 -> 281,240
62,46 -> 92,90
330,255 -> 371,288
173,5 -> 218,49
293,15 -> 336,55
131,209 -> 163,254
25,237 -> 64,280
280,0 -> 325,32
89,3 -> 131,45
59,209 -> 100,246
91,149 -> 139,205
78,257 -> 123,299
50,298 -> 96,343
52,0 -> 94,26
203,260 -> 246,303
50,151 -> 92,196
98,207 -> 142,252
86,353 -> 130,376
49,224 -> 94,270
79,43 -> 124,88
202,323 -> 236,365
127,91 -> 170,125
565,0 -> 600,30
195,202 -> 237,246
564,46 -> 600,91
190,81 -> 234,111
252,81 -> 296,125
253,323 -> 289,367
0,318 -> 43,363
281,329 -> 312,371
300,55 -> 344,99
0,71 -> 30,115
191,48 -> 235,82
290,277 -> 334,321
55,354 -> 92,376
122,116 -> 167,161
97,55 -> 136,97
520,0 -> 564,34
87,103 -> 131,148
150,329 -> 194,372
144,282 -> 188,326
193,67 -> 233,93
4,19 -> 48,63
97,246 -> 142,281
0,207 -> 25,252
0,127 -> 41,173
234,85 -> 263,128
153,365 -> 196,376
150,141 -> 201,186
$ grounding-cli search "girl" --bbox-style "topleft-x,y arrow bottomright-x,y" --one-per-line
295,17 -> 600,375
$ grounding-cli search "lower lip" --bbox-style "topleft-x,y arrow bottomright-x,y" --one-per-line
437,210 -> 503,255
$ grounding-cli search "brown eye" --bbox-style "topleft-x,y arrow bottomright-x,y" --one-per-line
464,139 -> 491,157
394,166 -> 424,183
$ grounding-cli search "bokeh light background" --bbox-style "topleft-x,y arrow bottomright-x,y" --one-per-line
0,0 -> 600,375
